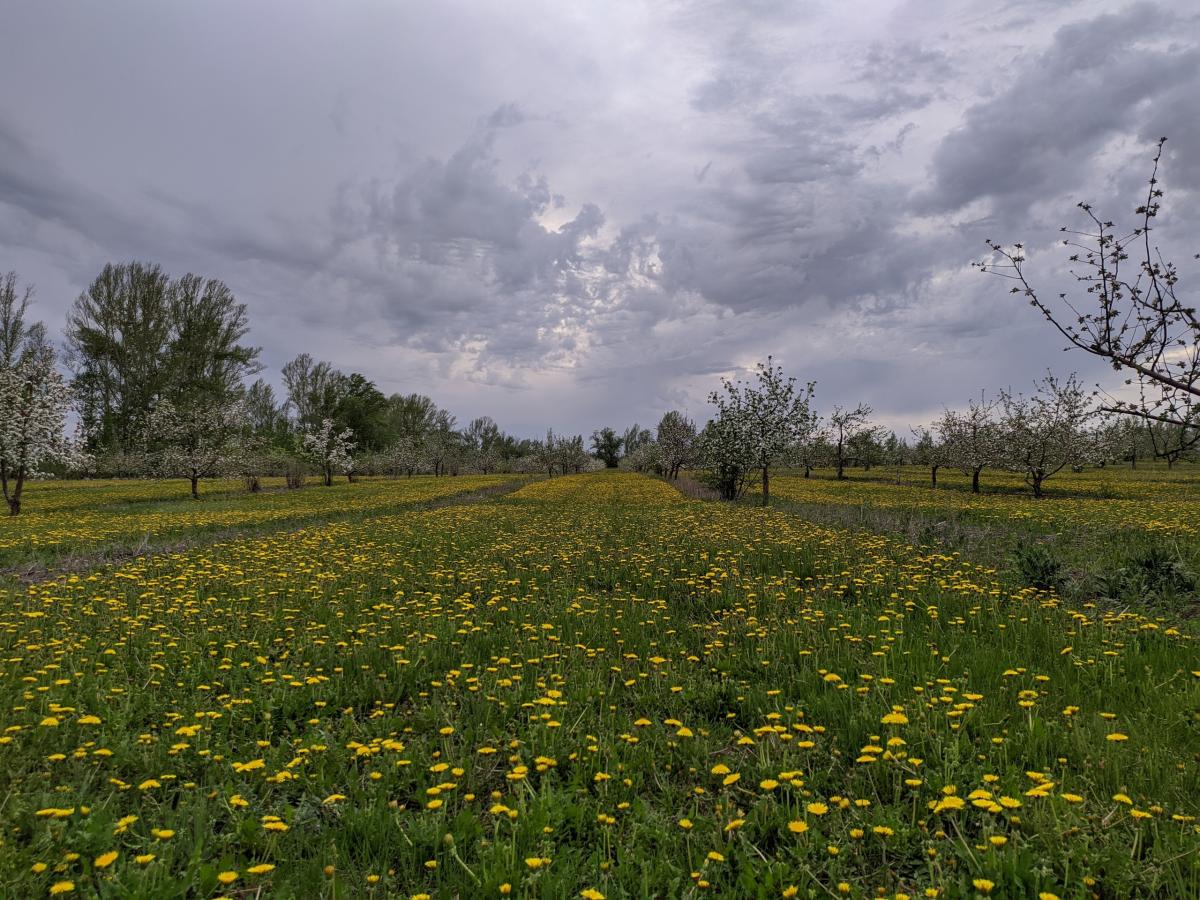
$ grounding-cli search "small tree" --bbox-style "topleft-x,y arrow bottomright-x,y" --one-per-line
708,357 -> 817,506
911,427 -> 943,487
473,442 -> 502,474
621,424 -> 654,457
535,429 -> 558,476
383,434 -> 423,477
590,427 -> 623,468
552,434 -> 587,474
979,137 -> 1199,461
423,410 -> 459,477
697,414 -> 752,501
656,410 -> 696,480
464,416 -> 503,473
303,418 -> 356,486
847,426 -> 886,472
793,420 -> 829,478
0,344 -> 78,515
880,431 -> 907,483
147,399 -> 247,499
620,440 -> 662,474
937,397 -> 1001,493
828,404 -> 872,480
998,373 -> 1098,498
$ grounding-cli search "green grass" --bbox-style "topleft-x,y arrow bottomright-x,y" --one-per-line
0,471 -> 1196,898
0,475 -> 525,575
752,465 -> 1200,613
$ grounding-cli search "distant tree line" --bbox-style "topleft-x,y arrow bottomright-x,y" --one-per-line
3,132 -> 1196,524
0,261 -> 618,513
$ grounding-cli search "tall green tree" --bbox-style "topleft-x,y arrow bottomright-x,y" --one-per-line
335,374 -> 389,450
281,353 -> 343,431
590,427 -> 623,467
67,262 -> 260,452
67,262 -> 173,450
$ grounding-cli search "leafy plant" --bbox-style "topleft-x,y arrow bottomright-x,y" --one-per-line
1011,539 -> 1062,590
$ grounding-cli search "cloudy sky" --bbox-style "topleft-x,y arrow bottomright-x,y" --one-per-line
1,0 -> 1197,435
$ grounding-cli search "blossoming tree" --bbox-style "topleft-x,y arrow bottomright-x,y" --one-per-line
303,418 -> 356,486
146,398 -> 248,499
0,273 -> 82,516
708,357 -> 818,505
998,373 -> 1100,498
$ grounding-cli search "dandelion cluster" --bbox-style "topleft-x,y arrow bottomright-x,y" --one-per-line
0,475 -> 511,565
765,467 -> 1200,538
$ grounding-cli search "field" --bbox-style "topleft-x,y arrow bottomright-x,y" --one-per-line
1,471 -> 1198,898
754,466 -> 1200,611
0,476 -> 519,572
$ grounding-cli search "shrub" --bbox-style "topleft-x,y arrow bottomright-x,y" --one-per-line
1094,544 -> 1197,607
1011,540 -> 1062,590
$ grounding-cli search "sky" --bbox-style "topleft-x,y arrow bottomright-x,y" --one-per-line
1,0 -> 1197,437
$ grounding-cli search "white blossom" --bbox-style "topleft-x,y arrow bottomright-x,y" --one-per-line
0,344 -> 77,515
146,398 -> 248,499
302,418 -> 356,486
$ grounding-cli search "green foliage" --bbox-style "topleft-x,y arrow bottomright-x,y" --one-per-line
1094,544 -> 1198,607
1011,540 -> 1063,590
68,262 -> 260,452
590,427 -> 623,468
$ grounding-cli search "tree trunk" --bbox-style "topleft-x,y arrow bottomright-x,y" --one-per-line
7,467 -> 25,516
931,464 -> 939,488
324,465 -> 333,486
971,467 -> 981,493
803,465 -> 811,479
190,474 -> 200,500
1031,472 -> 1044,498
761,466 -> 769,507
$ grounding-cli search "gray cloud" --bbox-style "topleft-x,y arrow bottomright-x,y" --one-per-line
921,3 -> 1200,220
0,0 -> 1196,435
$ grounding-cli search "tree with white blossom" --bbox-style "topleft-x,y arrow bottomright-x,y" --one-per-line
0,272 -> 82,515
146,398 -> 248,500
656,410 -> 696,480
937,396 -> 1002,493
303,418 -> 356,486
697,412 -> 753,501
382,434 -> 423,477
707,357 -> 818,506
998,372 -> 1100,498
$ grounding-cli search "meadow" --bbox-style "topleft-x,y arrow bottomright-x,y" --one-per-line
0,470 -> 1197,898
754,465 -> 1200,611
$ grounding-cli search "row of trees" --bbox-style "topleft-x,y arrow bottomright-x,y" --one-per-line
2,253 -> 1185,516
1,263 -> 618,513
609,362 -> 1185,503
618,140 -> 1200,504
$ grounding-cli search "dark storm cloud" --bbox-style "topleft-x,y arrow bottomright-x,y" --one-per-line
921,3 -> 1200,222
0,0 -> 1196,434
